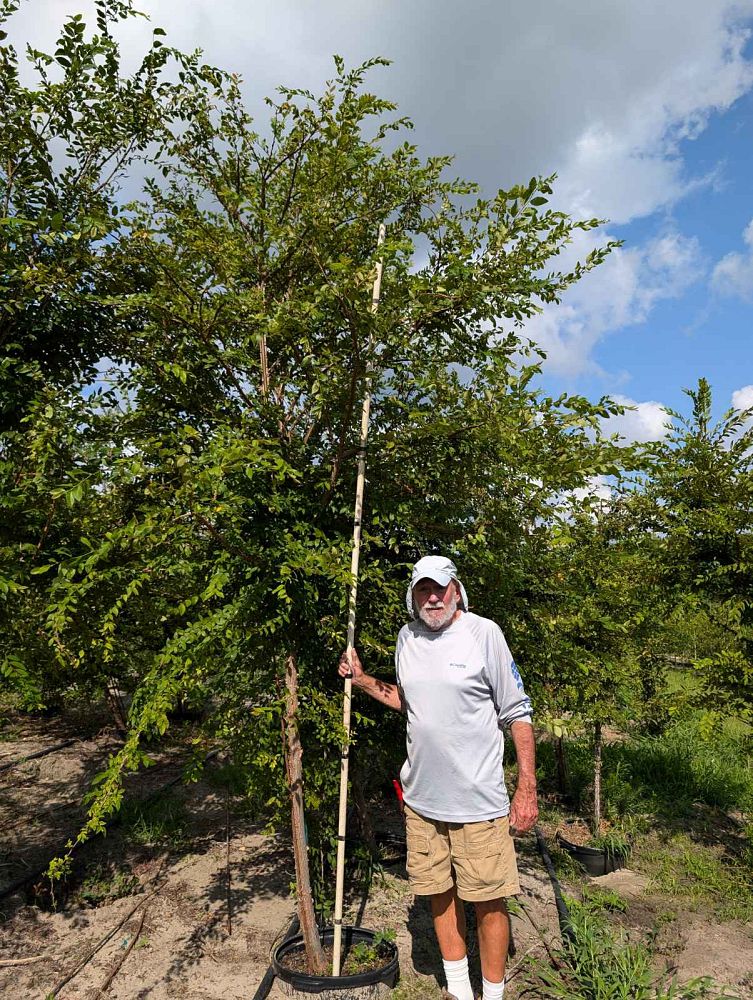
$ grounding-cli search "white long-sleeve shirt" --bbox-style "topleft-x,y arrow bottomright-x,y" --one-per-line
395,611 -> 532,822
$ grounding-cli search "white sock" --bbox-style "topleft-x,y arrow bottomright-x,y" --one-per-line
482,976 -> 505,1000
443,955 -> 474,1000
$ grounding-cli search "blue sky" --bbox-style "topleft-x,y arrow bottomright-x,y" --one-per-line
8,0 -> 753,441
572,68 -> 753,423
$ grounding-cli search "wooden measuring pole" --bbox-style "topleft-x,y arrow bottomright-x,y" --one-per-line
332,224 -> 386,976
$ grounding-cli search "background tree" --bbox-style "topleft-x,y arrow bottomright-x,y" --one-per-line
0,0 -> 183,709
633,378 -> 753,728
520,498 -> 644,831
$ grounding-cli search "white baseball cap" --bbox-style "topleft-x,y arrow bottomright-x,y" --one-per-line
406,555 -> 469,618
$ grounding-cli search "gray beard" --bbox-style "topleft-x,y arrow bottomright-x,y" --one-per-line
418,591 -> 458,632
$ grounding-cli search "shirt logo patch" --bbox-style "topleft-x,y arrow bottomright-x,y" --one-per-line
449,662 -> 468,669
510,660 -> 525,691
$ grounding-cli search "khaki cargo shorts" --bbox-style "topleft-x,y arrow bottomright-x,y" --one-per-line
404,803 -> 520,902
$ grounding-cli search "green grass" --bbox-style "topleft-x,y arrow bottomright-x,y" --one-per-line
390,978 -> 445,1000
581,885 -> 629,913
638,832 -> 753,923
119,795 -> 190,848
615,725 -> 753,813
534,898 -> 738,999
546,722 -> 753,819
77,864 -> 139,907
539,718 -> 753,922
0,696 -> 21,741
0,722 -> 20,742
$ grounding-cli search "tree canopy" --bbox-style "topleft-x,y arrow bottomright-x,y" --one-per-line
1,0 -> 750,938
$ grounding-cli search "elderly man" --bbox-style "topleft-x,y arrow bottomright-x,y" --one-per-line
339,555 -> 537,1000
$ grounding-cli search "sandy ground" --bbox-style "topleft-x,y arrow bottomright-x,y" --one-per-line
1,715 -> 751,999
0,801 -> 560,999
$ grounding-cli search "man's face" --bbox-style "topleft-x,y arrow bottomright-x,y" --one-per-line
413,578 -> 461,632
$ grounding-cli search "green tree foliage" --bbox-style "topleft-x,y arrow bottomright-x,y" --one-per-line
635,378 -> 753,725
0,0 -> 176,410
0,0 -> 188,706
534,505 -> 641,730
1,2 -> 633,931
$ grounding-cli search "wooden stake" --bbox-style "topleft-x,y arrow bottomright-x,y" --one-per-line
332,224 -> 386,976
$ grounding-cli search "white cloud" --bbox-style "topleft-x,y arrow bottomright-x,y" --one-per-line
732,384 -> 753,411
571,475 -> 613,504
524,230 -> 705,378
7,0 -> 753,383
554,474 -> 613,521
554,11 -> 753,224
8,2 -> 753,199
711,218 -> 753,300
730,385 -> 753,439
602,395 -> 670,443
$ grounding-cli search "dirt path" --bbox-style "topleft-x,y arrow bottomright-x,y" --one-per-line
0,712 -> 562,998
1,826 -> 294,999
0,717 -> 204,902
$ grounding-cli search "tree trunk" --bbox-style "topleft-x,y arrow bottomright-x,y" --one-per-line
554,736 -> 571,798
592,721 -> 602,836
283,651 -> 327,974
105,678 -> 128,733
351,760 -> 378,859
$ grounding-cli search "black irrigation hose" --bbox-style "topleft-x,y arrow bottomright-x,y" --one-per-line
251,914 -> 300,1000
534,825 -> 574,945
0,871 -> 41,901
0,748 -> 223,902
0,739 -> 79,774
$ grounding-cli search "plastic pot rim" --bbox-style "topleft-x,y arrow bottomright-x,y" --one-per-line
271,925 -> 399,994
556,833 -> 629,875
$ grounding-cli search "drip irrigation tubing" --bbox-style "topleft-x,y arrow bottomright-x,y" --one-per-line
0,739 -> 79,774
0,747 -> 223,902
251,914 -> 300,1000
46,859 -> 170,999
534,824 -> 574,945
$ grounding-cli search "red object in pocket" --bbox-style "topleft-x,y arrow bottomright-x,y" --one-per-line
391,778 -> 404,808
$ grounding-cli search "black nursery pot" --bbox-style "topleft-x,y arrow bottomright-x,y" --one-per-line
556,833 -> 629,876
272,926 -> 399,995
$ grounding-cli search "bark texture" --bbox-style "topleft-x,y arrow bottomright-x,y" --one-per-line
592,720 -> 603,835
283,651 -> 327,974
554,735 -> 570,798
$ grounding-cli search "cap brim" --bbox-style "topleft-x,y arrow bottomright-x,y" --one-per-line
412,572 -> 452,588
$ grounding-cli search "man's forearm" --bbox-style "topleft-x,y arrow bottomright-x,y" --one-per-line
510,720 -> 537,789
508,720 -> 538,832
353,673 -> 404,712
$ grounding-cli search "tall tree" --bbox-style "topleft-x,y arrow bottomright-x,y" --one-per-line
635,378 -> 753,725
3,6 -> 630,967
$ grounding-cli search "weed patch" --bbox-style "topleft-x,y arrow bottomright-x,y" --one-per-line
120,795 -> 190,849
77,864 -> 139,907
535,898 -> 737,999
582,884 -> 628,913
638,833 -> 753,922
